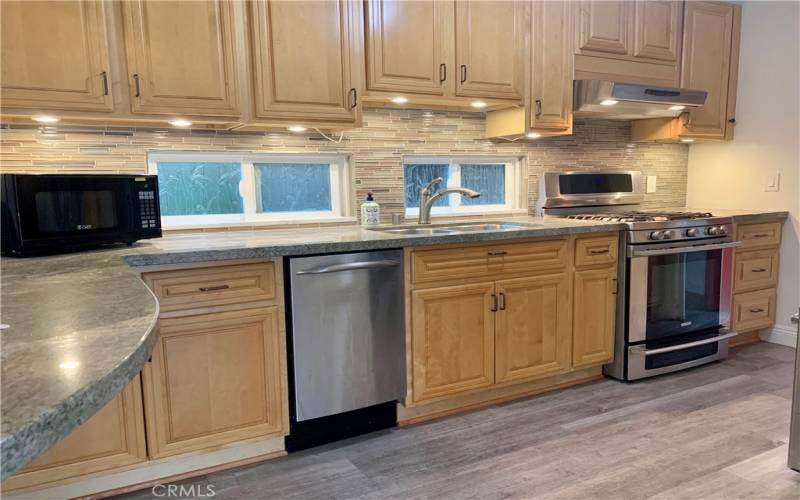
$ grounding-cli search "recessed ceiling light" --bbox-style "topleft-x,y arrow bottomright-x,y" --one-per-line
168,118 -> 192,128
600,99 -> 619,106
288,125 -> 307,133
526,132 -> 542,139
33,115 -> 59,124
471,101 -> 487,109
390,96 -> 408,104
680,138 -> 695,143
669,105 -> 686,111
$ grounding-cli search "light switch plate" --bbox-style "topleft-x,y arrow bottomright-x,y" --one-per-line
646,176 -> 657,194
765,172 -> 780,192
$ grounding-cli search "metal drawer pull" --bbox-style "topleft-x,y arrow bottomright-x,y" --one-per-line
439,63 -> 447,83
101,71 -> 109,96
751,233 -> 770,238
199,284 -> 230,292
491,294 -> 498,312
349,88 -> 357,109
629,331 -> 738,356
487,251 -> 507,256
630,240 -> 741,257
751,268 -> 767,273
749,308 -> 765,313
295,260 -> 400,275
133,73 -> 141,97
535,99 -> 542,116
590,248 -> 610,255
498,292 -> 506,310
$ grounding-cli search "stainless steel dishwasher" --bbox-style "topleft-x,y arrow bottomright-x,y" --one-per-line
286,250 -> 405,450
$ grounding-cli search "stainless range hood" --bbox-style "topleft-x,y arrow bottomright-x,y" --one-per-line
574,80 -> 707,120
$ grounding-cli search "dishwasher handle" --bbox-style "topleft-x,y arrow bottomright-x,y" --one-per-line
295,260 -> 401,275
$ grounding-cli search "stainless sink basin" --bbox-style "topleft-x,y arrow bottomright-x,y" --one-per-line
369,221 -> 537,235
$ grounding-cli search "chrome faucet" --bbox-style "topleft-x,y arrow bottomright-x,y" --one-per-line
418,177 -> 480,224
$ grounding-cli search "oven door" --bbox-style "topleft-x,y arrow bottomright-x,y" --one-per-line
627,240 -> 740,343
14,175 -> 137,250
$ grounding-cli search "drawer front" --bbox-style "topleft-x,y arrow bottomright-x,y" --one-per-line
732,288 -> 776,333
574,234 -> 618,268
736,221 -> 781,249
733,249 -> 779,293
411,238 -> 568,285
145,263 -> 277,313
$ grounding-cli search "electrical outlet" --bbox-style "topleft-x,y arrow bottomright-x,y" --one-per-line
765,173 -> 780,192
646,176 -> 657,193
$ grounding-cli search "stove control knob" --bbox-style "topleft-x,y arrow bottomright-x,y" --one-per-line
686,228 -> 699,237
649,231 -> 664,240
717,226 -> 728,236
662,230 -> 676,240
707,226 -> 721,236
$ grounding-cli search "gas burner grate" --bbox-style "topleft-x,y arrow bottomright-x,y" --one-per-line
567,211 -> 713,223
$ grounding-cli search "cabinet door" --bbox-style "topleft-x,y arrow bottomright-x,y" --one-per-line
573,268 -> 617,368
681,1 -> 736,138
365,0 -> 451,96
577,1 -> 632,56
2,377 -> 146,492
454,0 -> 524,100
121,0 -> 239,117
250,0 -> 358,122
142,308 -> 286,458
0,0 -> 112,112
495,274 -> 571,384
633,0 -> 682,63
412,283 -> 495,402
531,0 -> 573,131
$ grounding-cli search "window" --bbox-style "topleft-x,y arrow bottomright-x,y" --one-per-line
403,156 -> 524,217
148,153 -> 351,227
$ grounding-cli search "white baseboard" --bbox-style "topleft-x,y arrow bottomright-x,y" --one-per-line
760,324 -> 798,347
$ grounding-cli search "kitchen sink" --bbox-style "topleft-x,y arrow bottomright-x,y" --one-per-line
370,221 -> 538,235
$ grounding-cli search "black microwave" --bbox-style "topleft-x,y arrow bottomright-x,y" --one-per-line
1,174 -> 162,256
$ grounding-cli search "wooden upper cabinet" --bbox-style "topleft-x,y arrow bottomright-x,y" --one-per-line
495,274 -> 571,384
531,0 -> 573,131
249,0 -> 360,123
121,0 -> 239,117
365,0 -> 450,96
681,1 -> 738,139
0,0 -> 113,112
411,283 -> 495,402
633,0 -> 682,62
577,1 -> 631,56
572,267 -> 617,369
454,0 -> 525,100
2,377 -> 146,492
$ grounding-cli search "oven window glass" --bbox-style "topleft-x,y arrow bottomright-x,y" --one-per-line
34,190 -> 118,233
646,249 -> 722,340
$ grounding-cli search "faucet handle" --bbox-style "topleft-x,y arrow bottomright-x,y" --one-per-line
421,177 -> 444,193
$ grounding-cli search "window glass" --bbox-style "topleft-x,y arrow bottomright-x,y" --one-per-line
156,162 -> 243,216
254,163 -> 332,212
460,164 -> 505,206
404,164 -> 450,208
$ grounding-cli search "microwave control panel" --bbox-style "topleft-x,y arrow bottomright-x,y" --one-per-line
138,191 -> 158,229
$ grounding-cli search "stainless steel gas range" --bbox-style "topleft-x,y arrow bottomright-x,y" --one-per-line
537,171 -> 741,380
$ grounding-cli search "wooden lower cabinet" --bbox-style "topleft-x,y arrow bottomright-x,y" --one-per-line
572,267 -> 617,369
2,377 -> 146,492
411,282 -> 496,402
495,274 -> 571,384
142,307 -> 286,459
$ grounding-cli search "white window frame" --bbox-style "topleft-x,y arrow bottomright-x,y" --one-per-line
148,152 -> 352,228
403,156 -> 526,218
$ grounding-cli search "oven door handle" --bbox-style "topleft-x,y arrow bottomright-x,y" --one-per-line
629,330 -> 738,356
629,240 -> 742,257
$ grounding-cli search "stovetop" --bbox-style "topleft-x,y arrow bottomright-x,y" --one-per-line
566,211 -> 714,223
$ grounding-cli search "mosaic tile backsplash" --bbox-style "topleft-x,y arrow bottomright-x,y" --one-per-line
0,108 -> 689,225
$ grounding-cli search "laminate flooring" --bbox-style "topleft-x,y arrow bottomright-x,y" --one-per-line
117,342 -> 800,499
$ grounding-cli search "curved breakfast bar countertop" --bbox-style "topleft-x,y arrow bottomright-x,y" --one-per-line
0,210 -> 787,479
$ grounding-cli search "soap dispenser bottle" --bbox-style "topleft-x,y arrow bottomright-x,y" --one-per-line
360,192 -> 380,225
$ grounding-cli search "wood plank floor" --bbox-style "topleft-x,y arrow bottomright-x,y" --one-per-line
117,342 -> 800,499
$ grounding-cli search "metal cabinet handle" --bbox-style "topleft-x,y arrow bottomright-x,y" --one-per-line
751,233 -> 770,238
460,64 -> 467,83
349,88 -> 357,109
749,308 -> 765,313
728,118 -> 736,124
133,73 -> 141,97
590,248 -> 609,255
791,313 -> 799,324
487,250 -> 507,256
199,284 -> 230,292
491,293 -> 498,312
439,63 -> 447,83
751,268 -> 767,273
535,99 -> 542,117
101,71 -> 109,96
611,278 -> 618,295
296,260 -> 400,275
498,292 -> 506,311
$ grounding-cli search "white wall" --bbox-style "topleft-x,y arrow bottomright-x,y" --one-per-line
686,0 -> 800,346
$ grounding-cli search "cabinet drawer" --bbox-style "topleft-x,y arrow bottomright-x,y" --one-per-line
732,288 -> 776,333
411,239 -> 568,284
574,234 -> 618,268
733,249 -> 779,293
736,222 -> 781,249
144,263 -> 276,313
